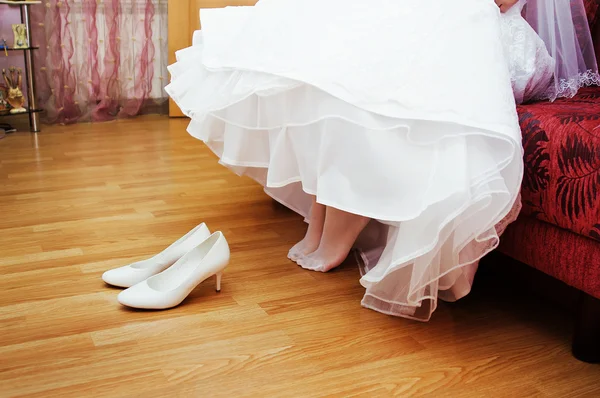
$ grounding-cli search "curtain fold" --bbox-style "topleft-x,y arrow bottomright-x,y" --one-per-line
31,0 -> 168,124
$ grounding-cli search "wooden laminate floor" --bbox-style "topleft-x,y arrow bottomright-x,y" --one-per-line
0,116 -> 598,397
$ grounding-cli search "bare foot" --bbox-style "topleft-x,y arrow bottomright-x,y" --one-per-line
297,206 -> 370,272
288,197 -> 326,262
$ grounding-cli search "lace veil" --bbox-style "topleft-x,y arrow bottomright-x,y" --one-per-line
523,0 -> 600,101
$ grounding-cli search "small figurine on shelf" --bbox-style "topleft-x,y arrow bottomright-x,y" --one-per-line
0,84 -> 9,114
0,39 -> 8,56
12,24 -> 28,49
2,67 -> 26,114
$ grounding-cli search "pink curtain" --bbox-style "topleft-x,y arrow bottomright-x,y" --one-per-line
31,0 -> 168,124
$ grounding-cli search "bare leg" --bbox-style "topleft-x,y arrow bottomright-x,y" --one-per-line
297,206 -> 370,272
288,196 -> 326,262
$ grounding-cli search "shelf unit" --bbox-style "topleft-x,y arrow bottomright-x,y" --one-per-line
0,0 -> 42,132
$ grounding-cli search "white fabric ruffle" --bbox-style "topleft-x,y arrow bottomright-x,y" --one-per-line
165,0 -> 524,321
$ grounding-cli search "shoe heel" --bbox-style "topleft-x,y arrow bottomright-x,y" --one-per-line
216,272 -> 223,292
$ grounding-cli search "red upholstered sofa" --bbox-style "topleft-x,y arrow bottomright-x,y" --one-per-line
497,0 -> 600,363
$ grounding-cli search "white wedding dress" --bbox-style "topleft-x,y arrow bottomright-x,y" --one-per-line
165,0 -> 554,321
500,0 -> 555,104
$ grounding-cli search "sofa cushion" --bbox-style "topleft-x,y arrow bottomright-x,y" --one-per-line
499,214 -> 600,299
517,86 -> 600,242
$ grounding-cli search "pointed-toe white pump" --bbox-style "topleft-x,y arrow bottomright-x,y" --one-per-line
117,231 -> 230,310
102,223 -> 211,288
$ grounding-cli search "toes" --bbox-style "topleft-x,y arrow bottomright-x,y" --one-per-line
298,251 -> 344,273
297,255 -> 331,272
288,241 -> 305,261
295,255 -> 310,268
297,255 -> 319,271
287,247 -> 299,261
318,262 -> 337,272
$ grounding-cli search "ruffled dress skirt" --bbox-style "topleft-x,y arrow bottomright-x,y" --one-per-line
165,0 -> 524,321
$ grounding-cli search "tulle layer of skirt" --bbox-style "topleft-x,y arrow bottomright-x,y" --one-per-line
165,1 -> 523,321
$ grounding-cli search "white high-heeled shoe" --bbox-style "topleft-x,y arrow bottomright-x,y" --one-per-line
117,231 -> 230,309
102,223 -> 211,288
